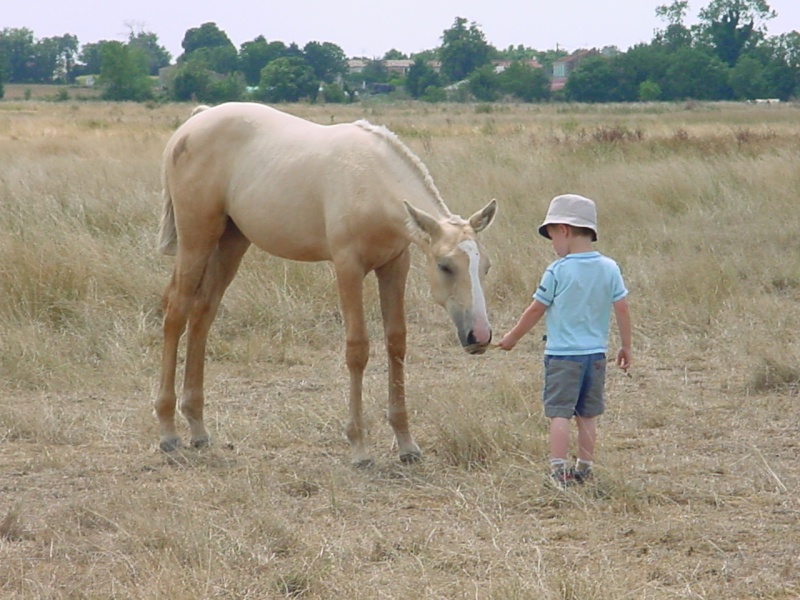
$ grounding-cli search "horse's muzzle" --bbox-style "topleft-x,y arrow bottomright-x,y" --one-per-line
465,344 -> 489,355
464,330 -> 492,355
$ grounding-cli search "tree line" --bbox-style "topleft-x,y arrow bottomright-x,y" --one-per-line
0,0 -> 798,103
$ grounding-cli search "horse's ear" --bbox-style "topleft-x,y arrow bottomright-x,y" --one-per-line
404,201 -> 442,242
469,199 -> 497,233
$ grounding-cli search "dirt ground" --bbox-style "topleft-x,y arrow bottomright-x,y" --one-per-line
1,326 -> 798,599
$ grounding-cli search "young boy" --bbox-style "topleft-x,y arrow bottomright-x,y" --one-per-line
498,194 -> 632,486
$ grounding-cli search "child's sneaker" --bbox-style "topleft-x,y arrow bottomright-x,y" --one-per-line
572,466 -> 594,484
550,466 -> 576,488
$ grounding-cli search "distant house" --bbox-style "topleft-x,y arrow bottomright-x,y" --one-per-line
384,59 -> 414,76
551,49 -> 596,91
347,59 -> 367,74
492,59 -> 542,73
347,59 -> 441,76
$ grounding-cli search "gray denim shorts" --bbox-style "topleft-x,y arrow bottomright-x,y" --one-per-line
542,353 -> 607,418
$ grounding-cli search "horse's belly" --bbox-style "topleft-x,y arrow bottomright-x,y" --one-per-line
231,209 -> 330,262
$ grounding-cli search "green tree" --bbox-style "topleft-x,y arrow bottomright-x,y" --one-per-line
29,37 -> 60,83
318,82 -> 349,103
57,34 -> 79,81
239,36 -> 287,86
127,30 -> 171,76
0,28 -> 35,82
421,85 -> 446,102
697,0 -> 776,66
29,34 -> 80,83
564,56 -> 620,102
171,61 -> 212,101
172,62 -> 246,103
383,49 -> 408,60
654,1 -> 693,49
187,45 -> 238,74
498,61 -> 551,102
76,41 -> 110,75
760,31 -> 800,99
662,47 -> 732,99
405,58 -> 441,98
258,56 -> 318,102
99,41 -> 153,101
497,44 -> 540,62
742,33 -> 799,99
181,22 -> 233,55
439,17 -> 494,83
358,59 -> 389,84
284,42 -> 304,59
205,73 -> 246,103
410,49 -> 438,63
611,43 -> 672,101
303,41 -> 347,83
179,22 -> 237,73
638,80 -> 662,101
729,54 -> 769,98
467,64 -> 499,101
771,31 -> 800,69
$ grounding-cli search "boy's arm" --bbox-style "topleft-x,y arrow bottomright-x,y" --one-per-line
613,297 -> 632,371
498,299 -> 547,351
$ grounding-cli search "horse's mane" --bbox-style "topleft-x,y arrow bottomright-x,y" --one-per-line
353,120 -> 453,218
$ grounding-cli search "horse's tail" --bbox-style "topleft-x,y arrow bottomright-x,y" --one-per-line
158,160 -> 178,256
159,106 -> 209,255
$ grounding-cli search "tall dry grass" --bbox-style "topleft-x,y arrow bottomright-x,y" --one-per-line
1,100 -> 798,599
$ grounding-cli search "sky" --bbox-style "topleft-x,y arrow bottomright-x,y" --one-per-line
4,0 -> 799,60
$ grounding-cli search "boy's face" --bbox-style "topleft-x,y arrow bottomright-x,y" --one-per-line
546,224 -> 570,257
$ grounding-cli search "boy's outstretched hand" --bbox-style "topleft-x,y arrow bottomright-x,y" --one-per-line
496,300 -> 547,352
497,334 -> 517,351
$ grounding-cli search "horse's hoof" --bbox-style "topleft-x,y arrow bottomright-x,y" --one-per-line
191,436 -> 210,449
159,437 -> 181,452
399,451 -> 423,464
352,458 -> 375,469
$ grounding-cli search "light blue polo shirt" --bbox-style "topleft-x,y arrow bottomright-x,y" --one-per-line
533,251 -> 628,356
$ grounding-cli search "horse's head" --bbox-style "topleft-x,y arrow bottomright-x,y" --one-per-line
405,199 -> 497,355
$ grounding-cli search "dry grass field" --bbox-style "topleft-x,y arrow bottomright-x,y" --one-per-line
2,84 -> 103,102
1,99 -> 799,599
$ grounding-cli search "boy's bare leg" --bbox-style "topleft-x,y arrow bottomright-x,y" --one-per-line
549,417 -> 571,461
575,416 -> 597,462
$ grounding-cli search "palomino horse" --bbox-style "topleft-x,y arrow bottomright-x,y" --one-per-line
156,102 -> 497,466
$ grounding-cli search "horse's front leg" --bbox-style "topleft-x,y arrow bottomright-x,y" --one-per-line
335,262 -> 372,467
376,250 -> 421,463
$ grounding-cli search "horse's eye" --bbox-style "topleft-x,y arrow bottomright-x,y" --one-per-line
438,262 -> 454,276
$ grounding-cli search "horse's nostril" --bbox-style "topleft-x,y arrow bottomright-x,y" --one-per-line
466,331 -> 478,346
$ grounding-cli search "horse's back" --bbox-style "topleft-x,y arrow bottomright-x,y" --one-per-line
163,103 -> 411,263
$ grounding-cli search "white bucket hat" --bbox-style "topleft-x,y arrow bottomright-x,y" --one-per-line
538,193 -> 598,241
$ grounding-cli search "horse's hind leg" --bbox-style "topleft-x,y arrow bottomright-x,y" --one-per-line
376,250 -> 421,463
156,245 -> 216,452
181,222 -> 251,448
